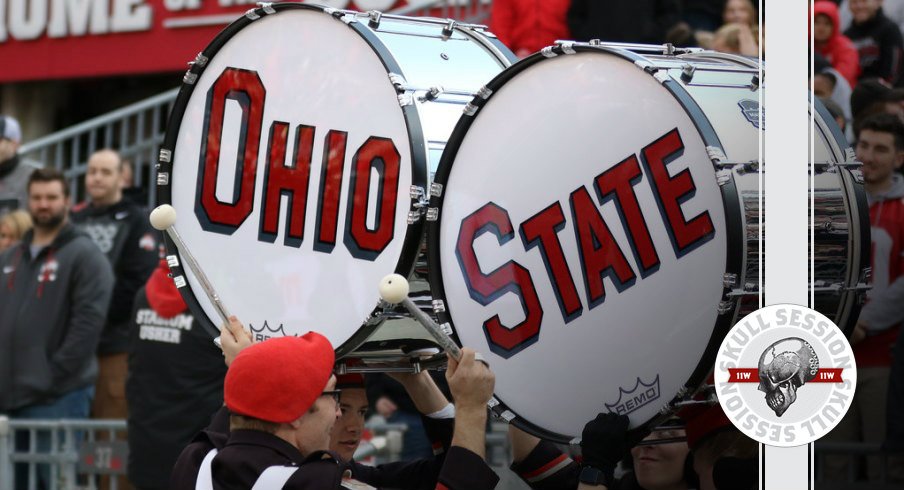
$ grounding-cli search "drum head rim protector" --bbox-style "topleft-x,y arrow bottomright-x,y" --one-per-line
157,3 -> 427,357
426,44 -> 748,442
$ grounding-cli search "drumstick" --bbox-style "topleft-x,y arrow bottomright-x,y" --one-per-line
379,274 -> 464,361
150,204 -> 230,348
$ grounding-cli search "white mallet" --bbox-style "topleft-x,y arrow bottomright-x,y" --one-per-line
380,273 -> 463,360
150,204 -> 231,346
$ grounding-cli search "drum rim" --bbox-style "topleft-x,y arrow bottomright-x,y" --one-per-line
425,43 -> 749,443
156,2 -> 430,357
811,98 -> 869,337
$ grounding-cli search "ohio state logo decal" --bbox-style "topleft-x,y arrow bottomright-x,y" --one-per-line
714,304 -> 856,447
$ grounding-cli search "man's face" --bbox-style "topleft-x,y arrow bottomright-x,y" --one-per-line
850,0 -> 882,24
814,15 -> 834,42
0,138 -> 18,162
629,428 -> 689,490
85,151 -> 122,205
330,388 -> 369,461
293,375 -> 342,455
28,181 -> 69,230
856,129 -> 904,186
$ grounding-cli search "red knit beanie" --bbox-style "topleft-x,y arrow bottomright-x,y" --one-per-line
225,333 -> 335,423
336,373 -> 365,389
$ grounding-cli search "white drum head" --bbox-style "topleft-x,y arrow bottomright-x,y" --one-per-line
160,5 -> 418,353
429,48 -> 730,440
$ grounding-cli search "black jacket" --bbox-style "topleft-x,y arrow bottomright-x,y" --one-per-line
171,410 -> 496,490
568,0 -> 681,44
71,199 -> 159,354
845,8 -> 904,86
126,284 -> 226,489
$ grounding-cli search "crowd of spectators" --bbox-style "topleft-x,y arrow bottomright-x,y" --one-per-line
489,0 -> 761,58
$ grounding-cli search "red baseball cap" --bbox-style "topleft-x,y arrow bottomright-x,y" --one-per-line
225,333 -> 335,423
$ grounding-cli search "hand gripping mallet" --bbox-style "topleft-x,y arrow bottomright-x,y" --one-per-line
150,204 -> 230,348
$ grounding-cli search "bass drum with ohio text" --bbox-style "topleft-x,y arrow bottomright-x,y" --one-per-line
156,3 -> 515,366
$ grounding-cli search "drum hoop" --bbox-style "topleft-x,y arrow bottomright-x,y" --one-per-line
157,2 -> 432,357
812,98 -> 869,337
426,44 -> 749,442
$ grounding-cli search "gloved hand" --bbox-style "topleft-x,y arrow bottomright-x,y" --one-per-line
580,412 -> 630,478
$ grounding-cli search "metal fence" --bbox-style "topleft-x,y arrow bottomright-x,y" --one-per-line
18,89 -> 178,209
0,416 -> 128,490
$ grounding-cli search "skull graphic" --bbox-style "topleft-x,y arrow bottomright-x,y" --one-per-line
757,338 -> 819,417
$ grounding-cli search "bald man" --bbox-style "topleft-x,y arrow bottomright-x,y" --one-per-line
71,149 -> 158,425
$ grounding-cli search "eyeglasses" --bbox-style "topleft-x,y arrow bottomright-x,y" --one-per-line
321,389 -> 342,404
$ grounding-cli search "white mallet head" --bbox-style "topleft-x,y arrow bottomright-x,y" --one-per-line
379,273 -> 410,304
149,204 -> 178,231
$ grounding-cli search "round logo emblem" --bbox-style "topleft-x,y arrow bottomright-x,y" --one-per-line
714,304 -> 856,447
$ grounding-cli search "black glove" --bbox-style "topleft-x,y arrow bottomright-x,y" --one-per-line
580,412 -> 630,477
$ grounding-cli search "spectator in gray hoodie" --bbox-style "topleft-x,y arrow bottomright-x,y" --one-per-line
0,167 -> 114,489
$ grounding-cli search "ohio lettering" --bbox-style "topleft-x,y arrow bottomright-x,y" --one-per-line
194,67 -> 401,261
457,128 -> 715,358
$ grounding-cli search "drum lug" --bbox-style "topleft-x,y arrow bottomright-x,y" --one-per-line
183,71 -> 198,85
367,10 -> 381,29
716,169 -> 733,186
426,208 -> 439,221
173,275 -> 187,288
388,73 -> 406,94
188,52 -> 208,68
706,146 -> 727,165
430,182 -> 444,197
439,322 -> 453,335
432,299 -> 446,313
850,168 -> 864,184
158,148 -> 172,164
256,2 -> 275,15
845,282 -> 871,293
441,19 -> 457,39
722,273 -> 738,288
749,75 -> 760,91
476,86 -> 493,100
717,300 -> 734,314
463,102 -> 479,116
420,86 -> 444,102
498,410 -> 516,422
407,210 -> 421,225
156,172 -> 170,186
556,41 -> 576,55
680,63 -> 696,83
844,147 -> 857,162
398,94 -> 414,107
166,255 -> 180,269
488,397 -> 500,408
540,46 -> 558,58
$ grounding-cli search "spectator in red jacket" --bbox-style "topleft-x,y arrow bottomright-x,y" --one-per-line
815,0 -> 862,87
489,0 -> 570,58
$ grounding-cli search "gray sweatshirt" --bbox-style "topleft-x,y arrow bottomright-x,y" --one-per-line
0,222 -> 114,411
861,174 -> 904,333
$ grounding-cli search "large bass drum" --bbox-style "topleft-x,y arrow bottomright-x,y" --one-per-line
426,42 -> 869,441
156,3 -> 515,368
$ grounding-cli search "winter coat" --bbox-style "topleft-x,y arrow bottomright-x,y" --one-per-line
0,223 -> 113,410
489,0 -> 571,56
815,1 -> 862,87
